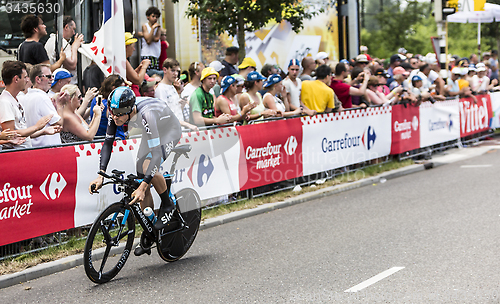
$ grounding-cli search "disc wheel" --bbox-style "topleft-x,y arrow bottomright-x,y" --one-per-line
157,188 -> 201,262
83,203 -> 135,283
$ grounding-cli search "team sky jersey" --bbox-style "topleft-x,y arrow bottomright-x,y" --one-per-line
100,97 -> 182,184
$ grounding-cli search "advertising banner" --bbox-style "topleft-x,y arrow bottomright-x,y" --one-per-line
166,127 -> 241,201
237,119 -> 303,190
489,92 -> 500,129
459,94 -> 492,137
390,104 -> 420,155
0,147 -> 78,246
301,107 -> 392,175
419,100 -> 461,147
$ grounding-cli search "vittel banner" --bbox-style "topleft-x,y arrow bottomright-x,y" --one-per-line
237,119 -> 303,190
301,108 -> 392,175
0,147 -> 78,246
391,104 -> 420,154
419,99 -> 460,148
459,94 -> 492,137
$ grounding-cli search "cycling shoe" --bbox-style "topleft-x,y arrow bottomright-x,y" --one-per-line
134,244 -> 151,256
154,199 -> 177,230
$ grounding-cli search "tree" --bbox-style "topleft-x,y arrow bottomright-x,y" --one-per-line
172,0 -> 319,62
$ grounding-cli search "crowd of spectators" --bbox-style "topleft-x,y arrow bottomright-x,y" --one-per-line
1,9 -> 500,151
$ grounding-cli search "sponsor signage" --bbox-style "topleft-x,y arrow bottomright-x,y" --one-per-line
301,108 -> 392,175
419,100 -> 460,147
391,104 -> 420,154
489,92 -> 500,129
0,147 -> 78,246
459,94 -> 492,137
237,119 -> 303,190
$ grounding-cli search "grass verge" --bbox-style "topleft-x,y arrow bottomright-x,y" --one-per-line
0,159 -> 413,276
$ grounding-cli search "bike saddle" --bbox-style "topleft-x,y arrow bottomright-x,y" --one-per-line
172,145 -> 192,154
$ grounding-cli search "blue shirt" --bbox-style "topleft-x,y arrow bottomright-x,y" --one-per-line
90,97 -> 126,140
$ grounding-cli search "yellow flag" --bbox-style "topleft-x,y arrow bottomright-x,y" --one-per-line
474,0 -> 486,11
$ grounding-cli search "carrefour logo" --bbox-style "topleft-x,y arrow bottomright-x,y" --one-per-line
322,127 -> 376,153
428,114 -> 453,132
40,173 -> 67,200
284,136 -> 297,156
362,126 -> 376,150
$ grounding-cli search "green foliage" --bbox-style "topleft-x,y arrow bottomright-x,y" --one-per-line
361,0 -> 500,59
172,0 -> 319,59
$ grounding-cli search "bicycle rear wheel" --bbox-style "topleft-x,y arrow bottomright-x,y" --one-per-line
157,188 -> 201,262
84,202 -> 135,283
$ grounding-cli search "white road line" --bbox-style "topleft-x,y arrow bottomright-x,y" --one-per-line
344,267 -> 405,293
460,165 -> 492,168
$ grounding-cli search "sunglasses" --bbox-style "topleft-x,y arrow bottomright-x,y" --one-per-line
40,74 -> 53,79
110,106 -> 133,117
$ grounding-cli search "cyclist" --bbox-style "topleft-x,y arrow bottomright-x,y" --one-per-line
88,86 -> 181,256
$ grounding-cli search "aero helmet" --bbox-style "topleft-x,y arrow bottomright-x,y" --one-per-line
109,86 -> 135,116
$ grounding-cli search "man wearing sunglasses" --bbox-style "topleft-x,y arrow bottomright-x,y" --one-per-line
23,64 -> 68,147
88,86 -> 182,256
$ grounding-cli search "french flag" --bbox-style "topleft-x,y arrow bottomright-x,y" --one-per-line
79,0 -> 127,79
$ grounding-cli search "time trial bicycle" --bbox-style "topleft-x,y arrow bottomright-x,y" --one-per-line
83,144 -> 201,284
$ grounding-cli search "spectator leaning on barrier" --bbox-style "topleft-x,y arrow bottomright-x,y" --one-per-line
300,57 -> 316,81
18,15 -> 65,72
301,64 -> 337,113
239,71 -> 278,122
374,68 -> 391,95
22,64 -> 67,148
190,67 -> 231,126
60,84 -> 102,143
219,46 -> 239,78
283,59 -> 316,116
0,61 -> 54,149
89,74 -> 127,140
471,63 -> 498,93
215,75 -> 255,123
263,74 -> 302,117
238,57 -> 257,79
44,16 -> 83,84
155,58 -> 198,131
330,62 -> 370,109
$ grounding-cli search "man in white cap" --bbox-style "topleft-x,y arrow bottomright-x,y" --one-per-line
48,68 -> 73,98
315,52 -> 329,65
471,63 -> 498,93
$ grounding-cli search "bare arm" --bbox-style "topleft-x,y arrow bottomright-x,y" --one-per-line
64,34 -> 84,71
126,59 -> 149,85
1,115 -> 52,138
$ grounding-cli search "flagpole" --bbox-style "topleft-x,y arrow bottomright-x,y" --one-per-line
478,21 -> 481,58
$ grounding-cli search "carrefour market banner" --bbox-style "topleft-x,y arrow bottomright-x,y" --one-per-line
301,107 -> 392,175
419,99 -> 460,147
0,146 -> 78,246
391,104 -> 420,155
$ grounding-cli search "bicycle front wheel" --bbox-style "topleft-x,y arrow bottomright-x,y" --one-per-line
157,188 -> 201,262
83,202 -> 135,284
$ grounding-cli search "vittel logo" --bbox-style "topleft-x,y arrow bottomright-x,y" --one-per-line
284,136 -> 298,156
40,173 -> 67,200
460,99 -> 488,133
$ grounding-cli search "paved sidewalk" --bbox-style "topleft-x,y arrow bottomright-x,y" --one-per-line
1,144 -> 497,289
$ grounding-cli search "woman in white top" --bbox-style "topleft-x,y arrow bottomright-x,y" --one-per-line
60,84 -> 103,143
239,71 -> 279,122
262,74 -> 302,117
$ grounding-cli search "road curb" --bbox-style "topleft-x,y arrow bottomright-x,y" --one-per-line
1,146 -> 490,289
